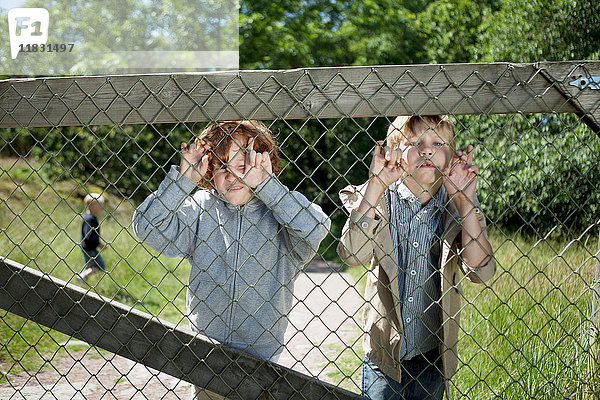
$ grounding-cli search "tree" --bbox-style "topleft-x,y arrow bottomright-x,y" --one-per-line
478,0 -> 600,62
1,0 -> 238,75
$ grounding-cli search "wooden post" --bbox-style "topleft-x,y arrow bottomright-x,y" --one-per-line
0,257 -> 362,400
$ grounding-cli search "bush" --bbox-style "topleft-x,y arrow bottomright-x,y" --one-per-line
28,124 -> 189,200
456,113 -> 600,235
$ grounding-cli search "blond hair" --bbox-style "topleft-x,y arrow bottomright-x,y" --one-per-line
386,115 -> 455,148
195,120 -> 281,189
84,193 -> 105,207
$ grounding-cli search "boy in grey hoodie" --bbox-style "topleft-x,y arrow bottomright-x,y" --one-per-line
133,121 -> 331,367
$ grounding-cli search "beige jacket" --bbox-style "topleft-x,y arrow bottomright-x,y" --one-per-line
337,183 -> 496,388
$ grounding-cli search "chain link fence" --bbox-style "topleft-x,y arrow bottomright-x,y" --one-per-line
1,61 -> 600,399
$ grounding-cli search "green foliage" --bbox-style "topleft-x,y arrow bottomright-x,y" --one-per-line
240,0 -> 431,69
418,0 -> 498,63
240,0 -> 599,69
410,0 -> 599,63
456,113 -> 600,235
27,124 -> 189,200
477,0 -> 600,62
240,0 -> 355,69
342,1 -> 426,65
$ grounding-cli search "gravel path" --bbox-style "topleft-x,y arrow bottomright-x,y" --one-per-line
0,260 -> 363,399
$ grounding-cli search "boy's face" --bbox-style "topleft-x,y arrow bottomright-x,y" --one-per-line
89,201 -> 104,217
398,122 -> 453,188
212,134 -> 254,205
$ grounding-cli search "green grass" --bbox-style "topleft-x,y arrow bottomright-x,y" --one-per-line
450,230 -> 596,399
322,328 -> 364,393
0,160 -> 191,377
1,160 -> 598,399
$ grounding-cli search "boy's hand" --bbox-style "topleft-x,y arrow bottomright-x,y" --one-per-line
443,144 -> 479,209
239,137 -> 273,188
369,141 -> 406,189
356,141 -> 407,217
180,139 -> 211,183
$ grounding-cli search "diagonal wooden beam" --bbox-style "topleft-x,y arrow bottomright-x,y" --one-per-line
0,257 -> 362,400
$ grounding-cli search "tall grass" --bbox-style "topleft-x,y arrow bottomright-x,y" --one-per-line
451,229 -> 596,399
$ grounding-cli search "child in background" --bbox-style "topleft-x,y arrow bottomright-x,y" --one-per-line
77,193 -> 107,284
132,121 -> 330,368
337,115 -> 496,400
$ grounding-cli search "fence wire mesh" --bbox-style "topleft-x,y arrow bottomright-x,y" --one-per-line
1,61 -> 600,400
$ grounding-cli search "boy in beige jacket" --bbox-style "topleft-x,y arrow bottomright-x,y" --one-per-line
337,115 -> 495,400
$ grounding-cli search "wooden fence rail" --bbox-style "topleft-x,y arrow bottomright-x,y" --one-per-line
0,61 -> 598,131
0,257 -> 362,400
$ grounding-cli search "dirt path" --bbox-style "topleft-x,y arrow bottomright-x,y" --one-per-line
0,260 -> 363,399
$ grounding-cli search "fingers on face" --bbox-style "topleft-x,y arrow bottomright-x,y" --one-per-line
456,144 -> 474,160
452,145 -> 476,171
246,138 -> 271,167
377,144 -> 400,167
384,146 -> 391,162
261,151 -> 271,168
183,140 -> 211,156
374,142 -> 401,169
200,154 -> 210,173
255,151 -> 263,168
454,149 -> 466,164
243,137 -> 256,169
246,147 -> 271,171
386,148 -> 401,168
196,138 -> 209,152
246,147 -> 257,167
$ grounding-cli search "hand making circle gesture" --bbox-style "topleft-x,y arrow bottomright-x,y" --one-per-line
236,137 -> 273,188
369,141 -> 407,189
180,139 -> 211,183
442,144 -> 479,207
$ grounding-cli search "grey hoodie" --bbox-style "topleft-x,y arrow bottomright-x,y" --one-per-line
132,166 -> 331,359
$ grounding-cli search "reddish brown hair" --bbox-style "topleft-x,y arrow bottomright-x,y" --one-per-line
196,120 -> 281,189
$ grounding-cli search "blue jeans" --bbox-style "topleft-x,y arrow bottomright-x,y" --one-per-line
362,349 -> 444,400
82,248 -> 106,272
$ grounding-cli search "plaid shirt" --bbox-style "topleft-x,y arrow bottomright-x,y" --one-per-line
388,182 -> 445,359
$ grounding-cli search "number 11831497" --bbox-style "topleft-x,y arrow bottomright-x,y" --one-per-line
18,43 -> 74,52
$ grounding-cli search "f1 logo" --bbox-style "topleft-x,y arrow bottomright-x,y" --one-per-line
8,8 -> 49,59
